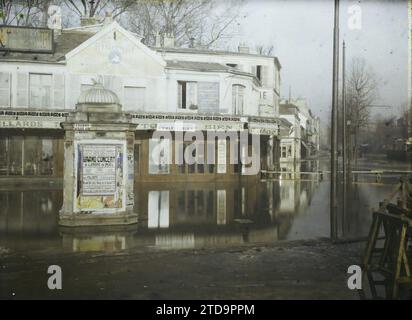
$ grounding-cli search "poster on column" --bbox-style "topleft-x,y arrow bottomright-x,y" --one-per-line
82,145 -> 117,195
76,143 -> 124,210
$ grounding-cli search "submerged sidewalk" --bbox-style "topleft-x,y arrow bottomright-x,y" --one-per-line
0,239 -> 365,299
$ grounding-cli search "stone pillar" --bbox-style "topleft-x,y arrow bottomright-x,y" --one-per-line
59,83 -> 137,227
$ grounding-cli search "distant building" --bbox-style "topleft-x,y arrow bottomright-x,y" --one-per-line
279,98 -> 320,176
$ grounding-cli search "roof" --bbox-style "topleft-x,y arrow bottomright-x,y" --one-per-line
166,60 -> 230,72
0,30 -> 94,63
279,103 -> 299,115
279,118 -> 293,128
154,46 -> 281,69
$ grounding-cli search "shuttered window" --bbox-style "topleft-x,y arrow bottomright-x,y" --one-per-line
124,86 -> 145,111
0,72 -> 11,107
29,73 -> 52,109
53,74 -> 65,108
232,84 -> 245,115
17,73 -> 28,107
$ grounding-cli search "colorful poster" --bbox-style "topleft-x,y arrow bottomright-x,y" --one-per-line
82,145 -> 116,196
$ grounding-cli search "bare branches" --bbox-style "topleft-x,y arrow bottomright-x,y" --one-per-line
346,57 -> 377,130
255,45 -> 274,56
126,0 -> 243,48
0,0 -> 50,26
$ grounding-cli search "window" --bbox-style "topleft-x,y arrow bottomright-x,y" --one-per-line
256,65 -> 262,81
232,85 -> 245,115
29,73 -> 52,109
178,81 -> 197,109
287,145 -> 292,157
281,146 -> 287,158
0,137 -> 8,175
124,86 -> 146,111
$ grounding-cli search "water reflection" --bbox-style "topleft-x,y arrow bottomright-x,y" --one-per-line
0,170 -> 396,253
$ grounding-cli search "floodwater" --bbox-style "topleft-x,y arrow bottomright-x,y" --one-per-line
0,158 -> 402,254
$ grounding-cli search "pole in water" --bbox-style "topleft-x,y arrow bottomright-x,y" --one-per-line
330,0 -> 340,240
342,40 -> 347,237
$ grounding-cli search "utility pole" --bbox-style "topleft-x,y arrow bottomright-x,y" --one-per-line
342,40 -> 346,237
330,0 -> 340,240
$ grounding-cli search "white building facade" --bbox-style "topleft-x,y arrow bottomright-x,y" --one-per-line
0,21 -> 282,180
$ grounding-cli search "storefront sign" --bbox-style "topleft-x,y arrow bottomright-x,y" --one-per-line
135,121 -> 243,132
0,119 -> 61,129
81,145 -> 117,196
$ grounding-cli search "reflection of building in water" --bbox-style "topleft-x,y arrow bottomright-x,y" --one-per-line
0,178 -> 321,251
61,226 -> 136,252
0,190 -> 62,235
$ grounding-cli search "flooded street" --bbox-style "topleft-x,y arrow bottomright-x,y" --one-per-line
1,157 -> 411,299
0,159 -> 400,253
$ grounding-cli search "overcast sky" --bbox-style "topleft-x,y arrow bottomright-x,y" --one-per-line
229,0 -> 409,123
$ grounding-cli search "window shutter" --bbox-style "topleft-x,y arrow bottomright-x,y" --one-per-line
0,72 -> 11,107
261,66 -> 269,87
251,66 -> 257,77
17,72 -> 28,107
186,82 -> 197,107
178,82 -> 182,108
53,73 -> 65,109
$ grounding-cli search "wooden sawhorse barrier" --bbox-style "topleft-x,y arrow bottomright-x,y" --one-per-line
363,179 -> 412,298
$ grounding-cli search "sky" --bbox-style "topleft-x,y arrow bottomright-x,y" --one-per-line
229,0 -> 409,124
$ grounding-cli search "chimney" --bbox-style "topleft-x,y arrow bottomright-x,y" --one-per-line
47,5 -> 62,37
163,33 -> 175,48
238,42 -> 250,54
80,15 -> 99,27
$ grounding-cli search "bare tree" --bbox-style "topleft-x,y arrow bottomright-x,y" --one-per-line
255,44 -> 274,56
345,57 -> 377,165
0,0 -> 51,26
61,0 -> 134,19
126,0 -> 243,48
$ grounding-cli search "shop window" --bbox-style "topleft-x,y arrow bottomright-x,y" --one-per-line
24,136 -> 40,175
206,191 -> 214,217
0,137 -> 8,175
40,139 -> 53,176
178,191 -> 186,213
8,136 -> 23,175
148,138 -> 170,174
29,73 -> 52,109
187,191 -> 195,216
